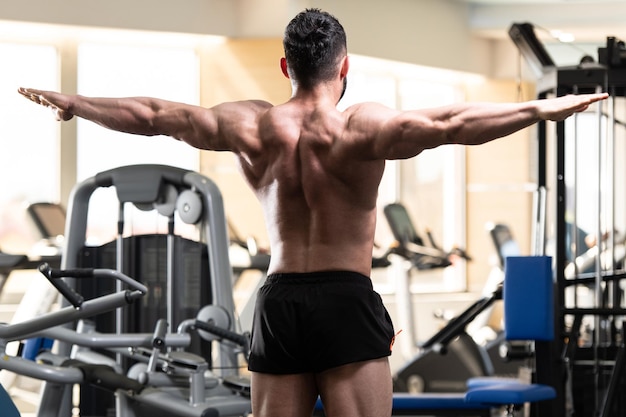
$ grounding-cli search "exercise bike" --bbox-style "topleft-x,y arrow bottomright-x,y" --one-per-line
382,203 -> 523,393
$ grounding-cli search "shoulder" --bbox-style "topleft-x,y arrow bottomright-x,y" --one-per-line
343,101 -> 397,116
194,99 -> 273,153
342,102 -> 400,131
210,100 -> 273,140
213,99 -> 273,120
338,102 -> 400,147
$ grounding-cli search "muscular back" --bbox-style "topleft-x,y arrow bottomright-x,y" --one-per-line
237,101 -> 386,276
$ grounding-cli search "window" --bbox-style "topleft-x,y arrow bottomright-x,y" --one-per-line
76,40 -> 201,244
0,42 -> 58,252
76,42 -> 200,180
340,55 -> 469,293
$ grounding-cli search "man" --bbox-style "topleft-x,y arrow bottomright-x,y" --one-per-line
19,8 -> 607,417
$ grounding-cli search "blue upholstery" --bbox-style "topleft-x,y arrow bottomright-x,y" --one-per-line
316,384 -> 554,415
467,376 -> 520,389
392,392 -> 489,410
22,337 -> 54,361
503,256 -> 554,341
465,382 -> 556,406
392,256 -> 555,414
463,256 -> 555,413
0,383 -> 20,417
315,394 -> 491,415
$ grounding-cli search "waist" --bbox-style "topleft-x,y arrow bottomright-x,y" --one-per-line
265,270 -> 372,288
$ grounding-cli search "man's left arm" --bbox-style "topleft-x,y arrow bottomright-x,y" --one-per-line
18,87 -> 270,152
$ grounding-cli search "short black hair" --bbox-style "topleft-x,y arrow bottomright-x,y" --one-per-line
283,9 -> 347,89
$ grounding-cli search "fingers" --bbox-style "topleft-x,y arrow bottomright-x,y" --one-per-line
565,93 -> 607,102
18,87 -> 45,105
566,93 -> 607,114
17,87 -> 36,99
585,93 -> 608,106
18,87 -> 54,110
17,87 -> 73,121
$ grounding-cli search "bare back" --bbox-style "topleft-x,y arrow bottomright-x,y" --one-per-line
239,101 -> 385,277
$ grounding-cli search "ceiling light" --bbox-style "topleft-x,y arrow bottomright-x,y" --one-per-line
550,30 -> 576,43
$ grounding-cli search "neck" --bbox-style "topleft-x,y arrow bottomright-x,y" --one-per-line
290,80 -> 342,105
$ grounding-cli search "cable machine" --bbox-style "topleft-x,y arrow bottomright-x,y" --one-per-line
511,23 -> 626,417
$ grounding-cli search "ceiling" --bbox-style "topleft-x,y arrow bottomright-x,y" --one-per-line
464,0 -> 626,44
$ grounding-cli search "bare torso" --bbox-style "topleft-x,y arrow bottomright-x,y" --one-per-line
237,99 -> 386,277
31,83 -> 597,279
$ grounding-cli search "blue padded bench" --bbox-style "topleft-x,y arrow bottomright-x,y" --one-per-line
467,376 -> 520,388
464,382 -> 556,408
460,256 -> 557,415
389,381 -> 556,416
314,393 -> 491,416
391,381 -> 556,416
388,392 -> 491,416
315,382 -> 555,416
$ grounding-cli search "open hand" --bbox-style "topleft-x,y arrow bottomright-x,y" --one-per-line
18,87 -> 74,121
539,93 -> 609,122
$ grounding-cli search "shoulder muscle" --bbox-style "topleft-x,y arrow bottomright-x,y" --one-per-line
178,100 -> 272,152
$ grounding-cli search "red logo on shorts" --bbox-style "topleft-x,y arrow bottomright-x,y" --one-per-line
390,329 -> 403,351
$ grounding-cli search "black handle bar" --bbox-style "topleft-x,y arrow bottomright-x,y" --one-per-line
39,263 -> 86,308
38,263 -> 148,308
421,286 -> 501,352
0,265 -> 147,341
193,320 -> 250,359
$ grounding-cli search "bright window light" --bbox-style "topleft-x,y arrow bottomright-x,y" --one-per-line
76,42 -> 200,179
77,41 -> 201,243
0,42 -> 58,251
342,55 -> 468,293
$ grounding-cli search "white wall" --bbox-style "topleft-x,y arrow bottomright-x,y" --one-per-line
313,0 -> 492,76
1,0 -> 500,77
0,0 -> 238,35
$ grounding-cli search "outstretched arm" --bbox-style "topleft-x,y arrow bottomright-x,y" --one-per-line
18,87 -> 271,152
355,92 -> 608,160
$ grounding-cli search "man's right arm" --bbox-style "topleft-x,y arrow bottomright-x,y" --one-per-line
349,93 -> 608,161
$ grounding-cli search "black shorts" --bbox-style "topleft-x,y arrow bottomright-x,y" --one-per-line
247,270 -> 395,374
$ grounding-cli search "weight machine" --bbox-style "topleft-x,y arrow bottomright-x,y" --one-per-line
28,164 -> 252,417
511,23 -> 626,417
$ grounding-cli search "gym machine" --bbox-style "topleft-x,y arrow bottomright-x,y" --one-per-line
0,263 -> 251,417
0,201 -> 64,293
30,164 -> 252,417
511,22 -> 626,417
384,203 -> 525,394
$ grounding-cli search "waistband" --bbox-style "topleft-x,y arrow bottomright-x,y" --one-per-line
265,270 -> 372,288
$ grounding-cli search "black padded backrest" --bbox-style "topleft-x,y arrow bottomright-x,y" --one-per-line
383,203 -> 424,246
488,223 -> 521,268
27,202 -> 66,239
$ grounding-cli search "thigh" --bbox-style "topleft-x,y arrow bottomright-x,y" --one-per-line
251,371 -> 319,417
315,357 -> 392,417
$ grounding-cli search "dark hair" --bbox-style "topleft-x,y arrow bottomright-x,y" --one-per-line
283,9 -> 347,89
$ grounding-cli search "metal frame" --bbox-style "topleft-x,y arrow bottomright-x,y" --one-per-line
35,164 -> 247,417
536,63 -> 626,417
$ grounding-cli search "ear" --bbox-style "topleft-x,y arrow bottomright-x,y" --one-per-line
280,57 -> 290,79
339,55 -> 350,79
